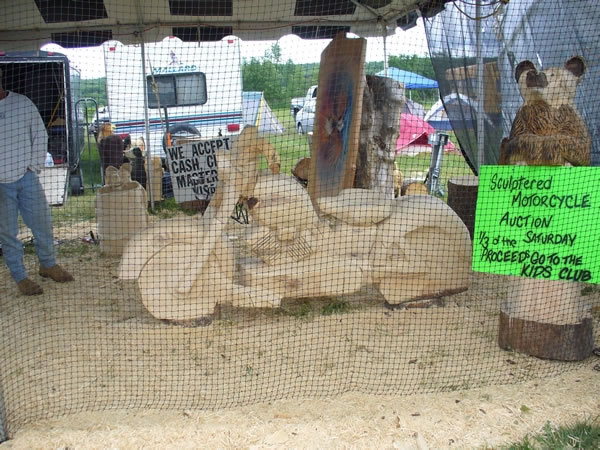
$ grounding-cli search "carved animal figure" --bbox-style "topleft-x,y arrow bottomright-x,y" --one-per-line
499,56 -> 590,166
97,122 -> 126,178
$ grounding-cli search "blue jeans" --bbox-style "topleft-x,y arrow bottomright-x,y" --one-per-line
0,171 -> 56,282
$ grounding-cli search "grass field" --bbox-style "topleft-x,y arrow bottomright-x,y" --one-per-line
66,106 -> 474,224
268,106 -> 474,198
503,418 -> 600,449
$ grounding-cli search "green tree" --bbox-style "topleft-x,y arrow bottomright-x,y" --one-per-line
242,45 -> 321,109
264,43 -> 282,64
388,54 -> 435,79
80,78 -> 107,107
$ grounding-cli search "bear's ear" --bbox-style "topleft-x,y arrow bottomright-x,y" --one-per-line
564,56 -> 586,78
515,60 -> 536,83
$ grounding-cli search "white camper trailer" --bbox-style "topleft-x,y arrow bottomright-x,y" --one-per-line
103,36 -> 244,157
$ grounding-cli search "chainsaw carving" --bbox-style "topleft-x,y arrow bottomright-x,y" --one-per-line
496,57 -> 593,360
499,56 -> 590,166
119,126 -> 472,321
96,163 -> 148,256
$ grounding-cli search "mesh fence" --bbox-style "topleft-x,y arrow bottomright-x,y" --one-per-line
0,0 -> 599,438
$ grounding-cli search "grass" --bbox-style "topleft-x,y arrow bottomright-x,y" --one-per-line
396,150 -> 473,199
498,418 -> 600,450
51,191 -> 96,226
276,296 -> 358,319
79,134 -> 104,189
266,107 -> 311,174
268,106 -> 474,196
55,106 -> 472,225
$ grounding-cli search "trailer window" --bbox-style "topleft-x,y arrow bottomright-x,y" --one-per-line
146,72 -> 207,108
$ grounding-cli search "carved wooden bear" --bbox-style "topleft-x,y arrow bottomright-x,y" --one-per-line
499,56 -> 590,166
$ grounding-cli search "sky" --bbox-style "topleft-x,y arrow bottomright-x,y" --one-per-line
42,19 -> 429,79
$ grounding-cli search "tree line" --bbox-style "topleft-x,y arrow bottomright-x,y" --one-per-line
80,44 -> 438,113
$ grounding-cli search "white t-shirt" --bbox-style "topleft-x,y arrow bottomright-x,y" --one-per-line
0,91 -> 48,183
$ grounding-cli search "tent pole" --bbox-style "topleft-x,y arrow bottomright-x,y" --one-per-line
135,0 -> 155,212
0,383 -> 6,442
139,38 -> 156,212
382,26 -> 388,77
476,1 -> 485,172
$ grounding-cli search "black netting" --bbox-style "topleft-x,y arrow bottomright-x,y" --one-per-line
0,0 -> 598,440
424,0 -> 600,170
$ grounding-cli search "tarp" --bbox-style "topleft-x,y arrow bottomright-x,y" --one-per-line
376,67 -> 439,89
0,0 -> 432,51
396,113 -> 456,156
424,93 -> 490,131
242,92 -> 284,135
401,98 -> 426,118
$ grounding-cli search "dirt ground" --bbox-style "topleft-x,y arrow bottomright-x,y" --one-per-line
0,366 -> 598,449
0,220 -> 599,449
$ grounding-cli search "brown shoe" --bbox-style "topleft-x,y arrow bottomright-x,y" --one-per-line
39,264 -> 74,282
17,278 -> 43,296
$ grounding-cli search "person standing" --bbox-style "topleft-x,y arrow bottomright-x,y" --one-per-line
0,68 -> 74,295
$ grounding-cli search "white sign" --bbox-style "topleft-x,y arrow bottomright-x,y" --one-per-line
165,137 -> 232,203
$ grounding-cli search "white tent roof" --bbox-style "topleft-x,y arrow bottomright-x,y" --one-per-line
0,0 -> 446,51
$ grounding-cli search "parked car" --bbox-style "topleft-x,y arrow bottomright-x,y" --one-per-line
296,98 -> 316,135
290,85 -> 317,119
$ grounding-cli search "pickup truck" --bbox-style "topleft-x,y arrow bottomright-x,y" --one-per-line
290,85 -> 317,119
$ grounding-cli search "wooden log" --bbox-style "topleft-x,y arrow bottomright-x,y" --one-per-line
148,156 -> 164,201
401,180 -> 428,196
498,311 -> 594,361
498,277 -> 593,360
446,175 -> 479,240
354,74 -> 405,197
292,157 -> 311,184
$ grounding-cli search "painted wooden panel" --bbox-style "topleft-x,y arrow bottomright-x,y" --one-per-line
309,32 -> 366,205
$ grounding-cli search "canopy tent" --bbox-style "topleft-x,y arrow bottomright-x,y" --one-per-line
396,113 -> 456,156
243,92 -> 284,135
376,67 -> 438,89
0,0 -> 448,51
424,93 -> 496,131
402,98 -> 426,118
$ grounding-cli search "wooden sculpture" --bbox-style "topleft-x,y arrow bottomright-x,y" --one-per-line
498,56 -> 590,166
497,57 -> 593,360
119,126 -> 282,320
119,127 -> 472,321
96,163 -> 148,256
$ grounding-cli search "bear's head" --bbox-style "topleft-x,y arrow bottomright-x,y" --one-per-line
515,56 -> 586,108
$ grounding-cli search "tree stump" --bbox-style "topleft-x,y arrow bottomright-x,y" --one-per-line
353,75 -> 404,195
498,277 -> 593,360
447,175 -> 478,240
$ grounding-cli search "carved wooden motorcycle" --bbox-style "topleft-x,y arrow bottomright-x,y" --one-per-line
119,126 -> 472,321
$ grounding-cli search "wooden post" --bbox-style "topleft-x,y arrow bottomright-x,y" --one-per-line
498,277 -> 593,360
353,75 -> 405,196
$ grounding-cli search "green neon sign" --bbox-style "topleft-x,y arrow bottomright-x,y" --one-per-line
472,165 -> 600,283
